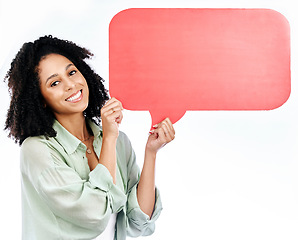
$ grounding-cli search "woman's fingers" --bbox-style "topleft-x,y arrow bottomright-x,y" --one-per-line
113,109 -> 123,125
101,98 -> 123,120
161,118 -> 175,140
163,123 -> 175,140
100,98 -> 124,138
151,118 -> 175,142
164,118 -> 175,135
146,118 -> 175,153
101,97 -> 123,115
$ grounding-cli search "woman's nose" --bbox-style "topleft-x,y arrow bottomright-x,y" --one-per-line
64,77 -> 75,91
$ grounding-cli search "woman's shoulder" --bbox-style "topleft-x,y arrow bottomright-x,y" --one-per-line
20,136 -> 57,177
22,134 -> 61,151
21,134 -> 67,160
20,135 -> 64,163
21,135 -> 50,151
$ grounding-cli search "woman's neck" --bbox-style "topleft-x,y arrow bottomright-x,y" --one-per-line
55,113 -> 90,141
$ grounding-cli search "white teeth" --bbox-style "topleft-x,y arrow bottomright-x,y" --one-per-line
66,90 -> 81,102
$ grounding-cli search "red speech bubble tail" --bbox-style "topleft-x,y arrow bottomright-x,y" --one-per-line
149,109 -> 186,127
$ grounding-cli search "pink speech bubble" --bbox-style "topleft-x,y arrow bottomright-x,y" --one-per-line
109,8 -> 291,125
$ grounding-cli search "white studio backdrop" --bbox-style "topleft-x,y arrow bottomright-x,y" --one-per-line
0,0 -> 297,239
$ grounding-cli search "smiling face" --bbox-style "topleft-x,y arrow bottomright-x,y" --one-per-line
37,53 -> 89,120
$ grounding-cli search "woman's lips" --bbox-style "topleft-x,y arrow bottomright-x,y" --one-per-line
65,90 -> 82,102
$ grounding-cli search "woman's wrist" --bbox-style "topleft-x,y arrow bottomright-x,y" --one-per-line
102,133 -> 118,144
144,148 -> 157,162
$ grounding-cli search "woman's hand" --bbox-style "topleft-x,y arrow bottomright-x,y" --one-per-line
100,97 -> 123,140
146,118 -> 175,155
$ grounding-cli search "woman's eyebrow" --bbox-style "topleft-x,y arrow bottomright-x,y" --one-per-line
46,73 -> 58,84
45,63 -> 74,84
65,63 -> 73,71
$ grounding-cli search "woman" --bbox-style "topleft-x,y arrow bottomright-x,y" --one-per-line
4,35 -> 175,240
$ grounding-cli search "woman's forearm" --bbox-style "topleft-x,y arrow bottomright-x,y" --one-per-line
137,150 -> 157,218
98,137 -> 117,184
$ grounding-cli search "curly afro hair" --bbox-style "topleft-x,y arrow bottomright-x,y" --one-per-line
4,35 -> 109,145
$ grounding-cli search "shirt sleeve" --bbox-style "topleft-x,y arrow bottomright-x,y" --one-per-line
118,132 -> 163,237
21,137 -> 126,238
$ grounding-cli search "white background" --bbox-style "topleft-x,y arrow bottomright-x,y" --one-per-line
0,0 -> 297,239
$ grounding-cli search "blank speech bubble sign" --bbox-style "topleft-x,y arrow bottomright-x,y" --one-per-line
109,8 -> 291,125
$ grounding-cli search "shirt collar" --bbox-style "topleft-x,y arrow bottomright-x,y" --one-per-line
52,119 -> 102,155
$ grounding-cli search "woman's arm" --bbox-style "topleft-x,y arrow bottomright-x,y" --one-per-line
137,118 -> 175,217
98,97 -> 123,184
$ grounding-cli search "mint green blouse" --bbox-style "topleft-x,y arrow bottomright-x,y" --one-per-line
20,120 -> 162,240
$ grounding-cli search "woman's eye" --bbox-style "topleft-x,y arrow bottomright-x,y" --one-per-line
50,81 -> 60,87
69,70 -> 77,76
